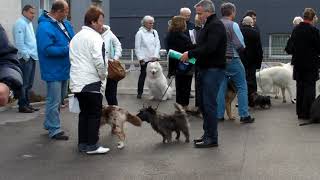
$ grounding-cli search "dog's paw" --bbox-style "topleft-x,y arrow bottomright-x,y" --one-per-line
148,96 -> 154,100
117,141 -> 125,149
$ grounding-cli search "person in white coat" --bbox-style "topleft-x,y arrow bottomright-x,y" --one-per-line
102,25 -> 122,105
135,15 -> 161,99
69,6 -> 109,155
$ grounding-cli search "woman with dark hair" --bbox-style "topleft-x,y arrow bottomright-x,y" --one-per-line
166,16 -> 195,111
69,6 -> 109,155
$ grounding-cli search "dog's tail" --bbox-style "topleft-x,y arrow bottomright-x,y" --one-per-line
126,113 -> 142,126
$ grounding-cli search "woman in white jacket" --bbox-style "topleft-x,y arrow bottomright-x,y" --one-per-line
102,25 -> 122,105
69,6 -> 109,155
135,15 -> 161,99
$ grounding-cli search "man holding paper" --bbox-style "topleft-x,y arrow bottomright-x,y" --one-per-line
181,0 -> 227,148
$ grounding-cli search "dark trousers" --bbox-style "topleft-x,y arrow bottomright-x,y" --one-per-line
296,80 -> 316,118
18,58 -> 36,108
175,74 -> 193,106
137,62 -> 148,95
245,66 -> 257,106
199,68 -> 225,143
195,67 -> 201,107
75,92 -> 102,149
105,78 -> 118,105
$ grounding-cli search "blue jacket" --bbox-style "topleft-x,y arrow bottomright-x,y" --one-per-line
13,16 -> 38,61
36,12 -> 74,81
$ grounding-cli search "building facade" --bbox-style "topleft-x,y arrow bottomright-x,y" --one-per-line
110,0 -> 320,56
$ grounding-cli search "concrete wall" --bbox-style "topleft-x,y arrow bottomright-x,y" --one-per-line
71,0 -> 110,33
0,0 -> 21,41
110,0 -> 320,48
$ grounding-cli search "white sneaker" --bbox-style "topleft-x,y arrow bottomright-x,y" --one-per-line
86,146 -> 110,155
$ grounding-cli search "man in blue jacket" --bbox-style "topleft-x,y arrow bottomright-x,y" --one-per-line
36,0 -> 74,140
13,4 -> 39,113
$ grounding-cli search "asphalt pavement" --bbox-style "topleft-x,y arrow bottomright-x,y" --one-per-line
0,95 -> 320,180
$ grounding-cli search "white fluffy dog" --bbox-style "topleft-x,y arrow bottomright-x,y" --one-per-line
256,63 -> 296,103
146,61 -> 172,101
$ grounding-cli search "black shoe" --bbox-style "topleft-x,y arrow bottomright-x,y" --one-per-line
298,115 -> 310,120
193,135 -> 204,143
52,132 -> 69,140
194,141 -> 218,148
240,116 -> 255,123
19,107 -> 34,113
29,105 -> 40,111
217,117 -> 225,122
137,94 -> 142,99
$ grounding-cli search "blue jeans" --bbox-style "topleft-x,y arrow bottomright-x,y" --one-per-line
18,58 -> 36,108
199,68 -> 225,143
44,80 -> 68,138
217,58 -> 249,118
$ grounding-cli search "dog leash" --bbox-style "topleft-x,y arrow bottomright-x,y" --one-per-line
155,77 -> 175,110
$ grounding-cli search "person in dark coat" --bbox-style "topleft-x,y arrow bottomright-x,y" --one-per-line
285,16 -> 303,66
286,8 -> 320,120
166,16 -> 195,110
181,0 -> 227,148
240,16 -> 263,106
0,24 -> 23,106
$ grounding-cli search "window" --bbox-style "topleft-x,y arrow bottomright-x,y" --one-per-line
268,34 -> 290,57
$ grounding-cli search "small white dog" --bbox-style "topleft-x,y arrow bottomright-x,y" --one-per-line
146,61 -> 172,101
256,63 -> 296,103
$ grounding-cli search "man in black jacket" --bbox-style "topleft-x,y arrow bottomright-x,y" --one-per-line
286,8 -> 320,120
181,0 -> 227,148
240,16 -> 263,106
0,24 -> 23,106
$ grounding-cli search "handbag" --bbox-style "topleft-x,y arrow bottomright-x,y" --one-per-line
107,39 -> 126,81
108,60 -> 126,81
68,94 -> 80,113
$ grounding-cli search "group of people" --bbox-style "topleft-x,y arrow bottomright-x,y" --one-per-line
0,0 -> 319,153
0,1 -> 123,154
164,1 -> 262,148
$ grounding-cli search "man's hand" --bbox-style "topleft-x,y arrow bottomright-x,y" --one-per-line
139,60 -> 145,65
180,52 -> 189,63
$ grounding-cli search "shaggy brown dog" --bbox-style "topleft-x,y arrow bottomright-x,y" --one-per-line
101,105 -> 142,149
225,81 -> 237,120
136,103 -> 190,143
